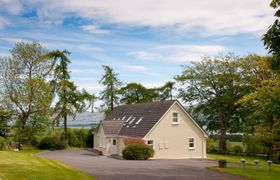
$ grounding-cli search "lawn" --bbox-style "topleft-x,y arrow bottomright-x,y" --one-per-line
0,150 -> 94,180
208,154 -> 280,180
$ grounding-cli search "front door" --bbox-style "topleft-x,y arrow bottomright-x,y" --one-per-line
111,138 -> 117,154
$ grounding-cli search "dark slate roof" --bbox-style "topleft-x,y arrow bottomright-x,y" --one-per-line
103,100 -> 176,137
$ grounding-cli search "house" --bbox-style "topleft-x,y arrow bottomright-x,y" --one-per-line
93,100 -> 207,159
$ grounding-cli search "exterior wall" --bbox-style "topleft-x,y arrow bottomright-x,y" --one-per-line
144,102 -> 207,159
94,125 -> 125,155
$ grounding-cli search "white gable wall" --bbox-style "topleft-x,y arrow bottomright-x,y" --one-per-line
144,102 -> 207,159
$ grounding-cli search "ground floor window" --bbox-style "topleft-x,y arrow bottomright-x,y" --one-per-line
147,140 -> 154,148
188,138 -> 195,149
112,139 -> 116,145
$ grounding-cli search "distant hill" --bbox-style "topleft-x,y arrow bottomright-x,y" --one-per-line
67,111 -> 104,128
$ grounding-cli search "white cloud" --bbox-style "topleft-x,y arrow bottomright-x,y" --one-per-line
0,0 -> 23,15
29,0 -> 274,36
129,44 -> 226,62
128,51 -> 159,60
0,17 -> 10,29
81,25 -> 110,34
123,65 -> 149,71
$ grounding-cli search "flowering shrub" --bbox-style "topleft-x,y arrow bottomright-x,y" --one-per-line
122,143 -> 154,160
124,137 -> 145,146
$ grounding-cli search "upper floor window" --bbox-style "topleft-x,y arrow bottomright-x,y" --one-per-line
172,112 -> 179,124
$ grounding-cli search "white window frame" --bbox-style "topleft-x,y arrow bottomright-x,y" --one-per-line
188,137 -> 195,150
146,139 -> 155,149
172,111 -> 179,124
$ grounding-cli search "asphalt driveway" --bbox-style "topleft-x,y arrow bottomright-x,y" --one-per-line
37,149 -> 244,180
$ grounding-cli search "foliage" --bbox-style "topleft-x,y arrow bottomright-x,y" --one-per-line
48,50 -> 92,141
124,137 -> 145,145
118,81 -> 175,104
122,143 -> 154,160
263,0 -> 280,72
0,150 -> 94,179
99,65 -> 122,113
67,128 -> 93,148
0,109 -> 11,137
0,42 -> 53,148
38,135 -> 67,150
206,137 -> 218,153
232,145 -> 243,155
0,136 -> 7,150
175,54 -> 247,154
242,135 -> 265,156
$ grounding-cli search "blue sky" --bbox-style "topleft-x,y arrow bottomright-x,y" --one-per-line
0,0 -> 275,98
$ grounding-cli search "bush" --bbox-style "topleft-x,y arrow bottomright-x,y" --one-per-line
225,140 -> 233,154
232,145 -> 243,155
67,128 -> 93,148
38,136 -> 67,150
206,138 -> 218,153
243,135 -> 265,156
0,136 -> 7,150
122,143 -> 154,160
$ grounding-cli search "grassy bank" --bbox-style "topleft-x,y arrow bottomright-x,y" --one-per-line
208,154 -> 280,180
0,150 -> 94,180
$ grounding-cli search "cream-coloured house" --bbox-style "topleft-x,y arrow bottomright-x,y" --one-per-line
93,100 -> 207,159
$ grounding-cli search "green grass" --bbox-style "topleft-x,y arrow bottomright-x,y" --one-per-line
208,154 -> 280,180
0,150 -> 94,180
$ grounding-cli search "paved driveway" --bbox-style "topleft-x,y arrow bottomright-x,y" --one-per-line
37,149 -> 244,180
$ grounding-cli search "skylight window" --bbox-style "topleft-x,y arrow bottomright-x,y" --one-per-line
126,115 -> 133,122
121,116 -> 126,120
117,117 -> 120,120
136,117 -> 143,124
113,117 -> 116,120
129,117 -> 136,124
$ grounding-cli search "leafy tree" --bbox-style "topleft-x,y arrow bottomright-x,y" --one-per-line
0,108 -> 11,137
118,83 -> 156,104
154,81 -> 175,100
237,55 -> 275,134
175,54 -> 247,154
263,0 -> 280,72
99,65 -> 122,113
48,50 -> 91,140
239,79 -> 280,161
0,42 -> 53,148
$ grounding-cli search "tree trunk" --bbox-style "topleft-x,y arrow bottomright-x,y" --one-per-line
219,110 -> 227,155
268,114 -> 274,160
110,92 -> 114,111
64,115 -> 68,141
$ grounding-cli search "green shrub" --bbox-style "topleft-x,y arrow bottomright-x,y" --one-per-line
225,140 -> 233,154
232,145 -> 243,155
122,143 -> 154,160
67,128 -> 93,148
38,136 -> 67,150
0,136 -> 7,150
243,135 -> 264,156
206,138 -> 218,153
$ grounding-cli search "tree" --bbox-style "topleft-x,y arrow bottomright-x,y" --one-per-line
48,50 -> 90,140
237,55 -> 280,161
0,42 -> 53,148
237,55 -> 276,134
263,0 -> 280,72
99,65 -> 122,113
175,54 -> 247,154
118,83 -> 156,104
154,81 -> 175,100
